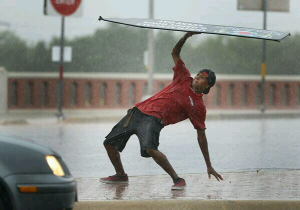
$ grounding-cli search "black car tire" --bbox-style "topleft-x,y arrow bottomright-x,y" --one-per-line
0,184 -> 12,210
0,198 -> 5,210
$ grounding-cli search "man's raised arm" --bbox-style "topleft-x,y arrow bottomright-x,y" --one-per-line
171,32 -> 200,65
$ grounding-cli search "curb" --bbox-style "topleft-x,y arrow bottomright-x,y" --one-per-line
74,200 -> 300,210
1,110 -> 300,125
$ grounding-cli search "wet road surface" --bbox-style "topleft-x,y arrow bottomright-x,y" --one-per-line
1,118 -> 300,203
0,118 -> 299,177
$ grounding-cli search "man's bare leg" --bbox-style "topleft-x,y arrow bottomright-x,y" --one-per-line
146,148 -> 179,180
104,144 -> 126,176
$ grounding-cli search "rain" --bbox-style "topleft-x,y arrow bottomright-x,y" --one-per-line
1,0 -> 300,208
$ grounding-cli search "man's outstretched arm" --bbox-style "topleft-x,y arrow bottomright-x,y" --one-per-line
197,129 -> 223,182
171,32 -> 195,65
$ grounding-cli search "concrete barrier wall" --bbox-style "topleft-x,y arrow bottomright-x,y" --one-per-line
0,67 -> 8,113
7,72 -> 300,110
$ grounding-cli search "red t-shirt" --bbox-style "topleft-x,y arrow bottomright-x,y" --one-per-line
135,59 -> 206,130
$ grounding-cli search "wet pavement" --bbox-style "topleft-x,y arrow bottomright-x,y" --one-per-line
1,112 -> 300,208
0,118 -> 299,177
77,170 -> 300,201
0,110 -> 300,210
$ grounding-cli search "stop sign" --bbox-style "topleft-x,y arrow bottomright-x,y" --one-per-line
50,0 -> 82,16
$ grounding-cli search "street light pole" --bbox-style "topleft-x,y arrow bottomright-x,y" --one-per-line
260,0 -> 267,112
147,0 -> 154,96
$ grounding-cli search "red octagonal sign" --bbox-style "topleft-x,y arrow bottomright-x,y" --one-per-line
50,0 -> 82,16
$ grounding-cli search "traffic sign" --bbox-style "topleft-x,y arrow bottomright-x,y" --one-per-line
238,0 -> 289,12
50,0 -> 82,16
44,0 -> 83,17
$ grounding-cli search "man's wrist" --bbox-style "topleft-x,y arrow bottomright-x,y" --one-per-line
184,34 -> 191,39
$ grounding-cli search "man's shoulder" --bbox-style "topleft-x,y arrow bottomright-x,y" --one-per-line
191,97 -> 207,112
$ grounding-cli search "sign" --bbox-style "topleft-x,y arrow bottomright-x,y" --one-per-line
99,17 -> 290,42
52,46 -> 72,62
44,0 -> 83,17
143,51 -> 148,67
238,0 -> 289,12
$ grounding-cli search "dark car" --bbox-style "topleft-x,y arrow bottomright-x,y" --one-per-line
0,134 -> 77,210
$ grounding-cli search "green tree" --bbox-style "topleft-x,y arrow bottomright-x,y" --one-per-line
66,24 -> 147,73
26,41 -> 53,72
0,31 -> 29,71
154,31 -> 178,73
267,34 -> 300,75
0,29 -> 299,75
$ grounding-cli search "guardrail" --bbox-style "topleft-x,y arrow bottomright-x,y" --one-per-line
5,71 -> 300,110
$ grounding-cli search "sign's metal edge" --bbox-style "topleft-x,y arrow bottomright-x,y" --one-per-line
99,16 -> 290,42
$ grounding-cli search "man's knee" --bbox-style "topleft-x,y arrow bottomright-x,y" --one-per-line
104,142 -> 113,150
146,148 -> 157,156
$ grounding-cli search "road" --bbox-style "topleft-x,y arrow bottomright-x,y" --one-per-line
0,118 -> 299,177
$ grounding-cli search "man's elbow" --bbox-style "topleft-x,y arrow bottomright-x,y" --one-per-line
171,51 -> 176,57
172,48 -> 179,57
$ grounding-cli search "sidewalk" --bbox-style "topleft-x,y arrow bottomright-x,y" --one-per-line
1,109 -> 300,125
74,170 -> 300,209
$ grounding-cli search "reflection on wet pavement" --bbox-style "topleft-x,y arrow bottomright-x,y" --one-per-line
105,183 -> 128,200
77,170 -> 300,201
171,189 -> 186,199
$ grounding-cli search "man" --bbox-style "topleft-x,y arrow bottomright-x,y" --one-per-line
100,32 -> 223,190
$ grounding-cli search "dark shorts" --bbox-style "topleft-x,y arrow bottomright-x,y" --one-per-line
103,107 -> 164,158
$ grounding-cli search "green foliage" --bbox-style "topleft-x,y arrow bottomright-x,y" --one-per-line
64,24 -> 148,73
154,31 -> 178,73
0,28 -> 299,75
0,31 -> 29,71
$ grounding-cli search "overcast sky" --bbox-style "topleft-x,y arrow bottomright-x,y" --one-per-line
0,0 -> 299,44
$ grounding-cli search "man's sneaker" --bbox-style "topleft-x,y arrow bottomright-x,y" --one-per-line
171,178 -> 186,190
100,174 -> 128,184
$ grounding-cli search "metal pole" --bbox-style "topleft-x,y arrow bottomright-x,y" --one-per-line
147,0 -> 154,95
260,0 -> 267,112
58,16 -> 65,117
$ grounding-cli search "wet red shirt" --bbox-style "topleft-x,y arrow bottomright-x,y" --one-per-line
135,59 -> 206,130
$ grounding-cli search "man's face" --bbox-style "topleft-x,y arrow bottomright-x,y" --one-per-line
192,72 -> 209,94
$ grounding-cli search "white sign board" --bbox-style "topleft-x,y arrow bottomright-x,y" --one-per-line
52,46 -> 72,62
143,50 -> 148,67
44,0 -> 83,17
238,0 -> 289,12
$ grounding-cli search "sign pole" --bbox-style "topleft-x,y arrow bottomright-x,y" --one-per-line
58,16 -> 65,118
44,0 -> 83,119
237,0 -> 289,112
260,0 -> 267,112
